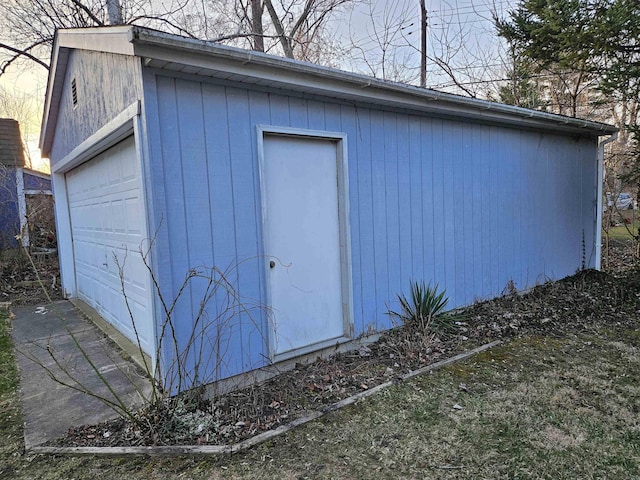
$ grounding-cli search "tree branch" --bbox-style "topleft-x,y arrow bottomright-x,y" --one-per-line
70,0 -> 105,26
289,0 -> 315,39
211,32 -> 280,44
263,0 -> 294,58
0,42 -> 49,73
129,16 -> 197,38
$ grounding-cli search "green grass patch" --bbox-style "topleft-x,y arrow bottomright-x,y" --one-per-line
0,312 -> 18,395
0,311 -> 24,479
605,219 -> 640,239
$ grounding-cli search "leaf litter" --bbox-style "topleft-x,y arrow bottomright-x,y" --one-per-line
45,261 -> 640,449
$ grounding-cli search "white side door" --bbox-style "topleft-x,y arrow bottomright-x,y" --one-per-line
262,133 -> 351,358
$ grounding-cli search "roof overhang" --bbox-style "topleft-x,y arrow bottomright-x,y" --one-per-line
40,25 -> 618,157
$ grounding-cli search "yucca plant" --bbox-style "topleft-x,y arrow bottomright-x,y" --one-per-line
387,280 -> 449,334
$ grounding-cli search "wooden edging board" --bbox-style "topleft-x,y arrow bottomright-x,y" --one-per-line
28,339 -> 502,456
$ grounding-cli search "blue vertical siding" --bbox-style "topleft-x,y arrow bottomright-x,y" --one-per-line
154,76 -> 193,387
431,120 -> 447,289
409,117 -> 425,283
384,112 -> 401,318
354,109 -> 377,332
457,125 -> 467,303
370,110 -> 390,326
214,86 -> 261,374
443,123 -> 459,303
489,128 -> 501,290
396,115 -> 412,289
143,72 -> 600,383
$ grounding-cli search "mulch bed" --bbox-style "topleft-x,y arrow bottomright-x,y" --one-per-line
49,260 -> 640,448
1,250 -> 63,305
603,237 -> 639,272
5,238 -> 636,448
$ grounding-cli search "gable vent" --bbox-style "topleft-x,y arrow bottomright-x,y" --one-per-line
71,78 -> 78,107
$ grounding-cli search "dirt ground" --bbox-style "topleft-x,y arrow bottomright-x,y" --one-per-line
37,239 -> 640,449
2,237 -> 638,449
2,240 -> 640,479
0,249 -> 62,305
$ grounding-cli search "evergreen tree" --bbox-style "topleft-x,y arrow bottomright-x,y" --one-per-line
497,0 -> 640,192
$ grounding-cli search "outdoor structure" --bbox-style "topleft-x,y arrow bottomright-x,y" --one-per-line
0,118 -> 53,249
40,26 -> 617,391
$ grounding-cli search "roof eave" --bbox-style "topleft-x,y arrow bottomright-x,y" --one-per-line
40,25 -> 617,157
130,26 -> 617,137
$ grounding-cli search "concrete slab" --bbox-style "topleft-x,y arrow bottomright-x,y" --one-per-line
11,300 -> 152,448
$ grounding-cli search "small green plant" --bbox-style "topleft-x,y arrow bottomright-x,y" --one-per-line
387,280 -> 449,334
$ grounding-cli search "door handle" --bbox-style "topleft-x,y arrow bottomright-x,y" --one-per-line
269,260 -> 276,269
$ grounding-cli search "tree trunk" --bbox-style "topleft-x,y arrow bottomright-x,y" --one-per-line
263,0 -> 294,58
251,0 -> 265,52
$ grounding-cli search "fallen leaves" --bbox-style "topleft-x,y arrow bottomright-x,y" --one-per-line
54,263 -> 640,448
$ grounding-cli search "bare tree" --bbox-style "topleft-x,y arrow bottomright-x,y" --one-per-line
346,0 -> 420,83
209,0 -> 354,63
0,0 -> 356,77
344,0 -> 509,96
264,0 -> 352,60
0,0 -> 209,74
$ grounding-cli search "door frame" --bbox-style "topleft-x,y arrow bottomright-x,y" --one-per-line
257,125 -> 354,362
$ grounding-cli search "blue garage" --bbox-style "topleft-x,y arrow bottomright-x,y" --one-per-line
40,26 -> 616,392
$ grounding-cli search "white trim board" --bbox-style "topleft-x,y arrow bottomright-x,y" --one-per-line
15,168 -> 29,247
53,101 -> 141,174
24,190 -> 53,196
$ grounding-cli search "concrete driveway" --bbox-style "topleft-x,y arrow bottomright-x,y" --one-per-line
11,300 -> 151,448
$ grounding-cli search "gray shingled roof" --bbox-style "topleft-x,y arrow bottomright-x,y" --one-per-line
0,118 -> 25,168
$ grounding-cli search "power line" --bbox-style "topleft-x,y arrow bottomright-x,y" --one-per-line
428,0 -> 515,16
429,71 -> 594,89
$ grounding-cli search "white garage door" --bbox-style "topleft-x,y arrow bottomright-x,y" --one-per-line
66,136 -> 153,355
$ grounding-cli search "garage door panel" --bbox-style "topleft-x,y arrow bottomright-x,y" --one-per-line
111,200 -> 126,233
107,158 -> 120,186
121,154 -> 137,182
101,201 -> 114,232
125,198 -> 143,235
67,136 -> 153,355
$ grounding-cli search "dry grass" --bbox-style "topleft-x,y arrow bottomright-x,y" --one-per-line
3,307 -> 640,478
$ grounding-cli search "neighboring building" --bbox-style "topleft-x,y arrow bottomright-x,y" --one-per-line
0,118 -> 53,249
40,26 -> 617,392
